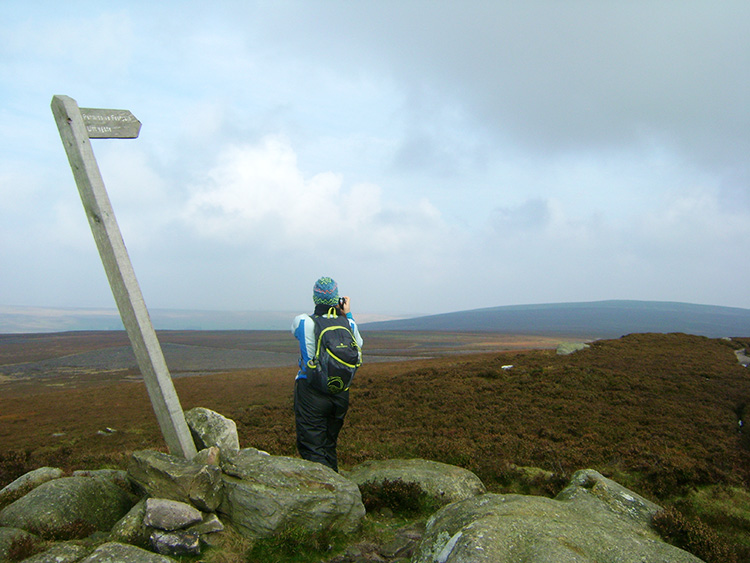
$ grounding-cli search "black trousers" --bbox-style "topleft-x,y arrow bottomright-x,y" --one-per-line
294,378 -> 349,472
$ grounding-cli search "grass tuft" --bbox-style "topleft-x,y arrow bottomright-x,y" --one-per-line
246,524 -> 343,563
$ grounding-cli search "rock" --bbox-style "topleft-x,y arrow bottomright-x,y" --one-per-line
556,341 -> 590,355
328,541 -> 382,562
127,450 -> 224,512
193,446 -> 221,466
185,407 -> 240,454
325,524 -> 424,563
109,497 -> 149,547
413,479 -> 705,562
150,529 -> 201,557
0,527 -> 40,561
735,348 -> 750,366
187,512 -> 224,535
346,459 -> 486,506
144,498 -> 203,531
219,448 -> 366,539
381,522 -> 424,561
555,469 -> 662,528
0,476 -> 133,539
72,469 -> 133,491
78,541 -> 178,562
380,534 -> 418,559
0,467 -> 63,508
16,542 -> 90,562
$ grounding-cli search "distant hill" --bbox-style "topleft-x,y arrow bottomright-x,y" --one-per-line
360,300 -> 750,339
0,306 -> 400,334
0,306 -> 294,333
4,301 -> 750,339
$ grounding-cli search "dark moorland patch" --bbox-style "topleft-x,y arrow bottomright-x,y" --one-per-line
1,331 -> 750,560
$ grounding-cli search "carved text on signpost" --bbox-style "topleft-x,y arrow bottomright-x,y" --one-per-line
80,107 -> 142,138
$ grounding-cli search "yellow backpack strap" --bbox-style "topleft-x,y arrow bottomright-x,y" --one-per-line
308,311 -> 336,369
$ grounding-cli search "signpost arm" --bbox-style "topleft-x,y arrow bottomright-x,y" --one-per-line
50,94 -> 197,459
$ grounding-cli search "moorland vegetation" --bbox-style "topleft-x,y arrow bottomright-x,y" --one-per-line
1,331 -> 750,561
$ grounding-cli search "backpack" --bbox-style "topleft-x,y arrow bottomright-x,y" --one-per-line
305,308 -> 362,394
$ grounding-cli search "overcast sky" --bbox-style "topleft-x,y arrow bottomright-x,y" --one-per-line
2,1 -> 749,320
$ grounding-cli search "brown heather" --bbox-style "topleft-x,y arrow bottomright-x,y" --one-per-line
652,506 -> 739,563
1,331 -> 749,560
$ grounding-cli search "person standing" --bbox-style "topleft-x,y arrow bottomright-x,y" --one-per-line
292,277 -> 364,472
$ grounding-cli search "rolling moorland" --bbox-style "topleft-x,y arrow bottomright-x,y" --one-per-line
362,300 -> 750,338
4,299 -> 750,335
1,328 -> 750,561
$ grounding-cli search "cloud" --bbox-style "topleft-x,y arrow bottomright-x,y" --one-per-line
266,2 -> 750,173
489,199 -> 552,236
2,1 -> 750,317
182,136 -> 447,255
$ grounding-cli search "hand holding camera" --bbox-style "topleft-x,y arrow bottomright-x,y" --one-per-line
338,296 -> 350,314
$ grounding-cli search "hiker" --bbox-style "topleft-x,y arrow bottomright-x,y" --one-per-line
292,277 -> 364,472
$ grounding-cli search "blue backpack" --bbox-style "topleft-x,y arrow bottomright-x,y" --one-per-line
306,309 -> 362,394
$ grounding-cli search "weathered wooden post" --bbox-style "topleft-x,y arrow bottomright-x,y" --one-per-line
51,95 -> 197,459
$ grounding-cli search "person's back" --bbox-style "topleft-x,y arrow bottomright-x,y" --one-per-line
291,277 -> 363,471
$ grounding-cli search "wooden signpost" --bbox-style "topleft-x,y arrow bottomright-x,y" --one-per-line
51,95 -> 197,460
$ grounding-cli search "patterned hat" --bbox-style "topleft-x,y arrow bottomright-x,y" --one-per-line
313,277 -> 339,306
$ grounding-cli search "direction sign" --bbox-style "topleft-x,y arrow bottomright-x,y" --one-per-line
80,107 -> 141,139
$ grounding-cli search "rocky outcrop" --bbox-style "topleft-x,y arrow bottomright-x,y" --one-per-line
0,408 -> 709,562
0,475 -> 133,538
109,496 -> 224,556
0,406 -> 367,559
556,468 -> 662,527
185,406 -> 240,454
144,498 -> 202,531
735,348 -> 750,366
109,497 -> 150,547
144,498 -> 203,556
72,469 -> 136,495
413,469 -> 704,563
150,528 -> 200,557
19,542 -> 90,562
346,458 -> 486,506
80,541 -> 178,562
192,445 -> 221,466
127,449 -> 224,512
219,448 -> 366,539
556,341 -> 591,355
0,467 -> 63,510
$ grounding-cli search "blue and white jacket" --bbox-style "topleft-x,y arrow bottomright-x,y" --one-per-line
292,306 -> 364,380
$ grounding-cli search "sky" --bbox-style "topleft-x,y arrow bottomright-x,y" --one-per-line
2,1 -> 749,321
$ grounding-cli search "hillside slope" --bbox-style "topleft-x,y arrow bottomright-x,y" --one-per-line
2,332 -> 749,560
361,300 -> 750,338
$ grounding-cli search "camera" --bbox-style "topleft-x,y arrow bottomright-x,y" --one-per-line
338,297 -> 346,308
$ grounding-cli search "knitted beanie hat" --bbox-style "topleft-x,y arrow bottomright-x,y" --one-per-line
313,277 -> 339,306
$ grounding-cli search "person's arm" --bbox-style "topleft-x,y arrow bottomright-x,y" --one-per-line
339,297 -> 364,348
292,314 -> 317,367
